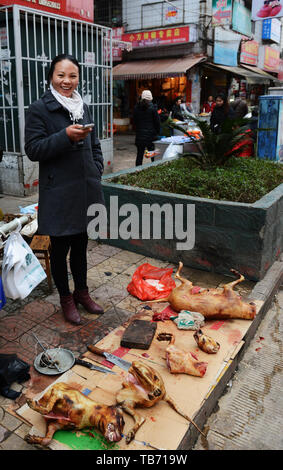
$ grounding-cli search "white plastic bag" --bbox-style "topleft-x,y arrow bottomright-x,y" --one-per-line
162,142 -> 183,160
2,231 -> 47,299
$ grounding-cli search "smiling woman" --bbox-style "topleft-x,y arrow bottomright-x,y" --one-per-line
24,54 -> 105,325
50,59 -> 79,97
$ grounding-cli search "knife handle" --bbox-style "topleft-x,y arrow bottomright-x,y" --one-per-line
87,345 -> 106,356
75,358 -> 93,369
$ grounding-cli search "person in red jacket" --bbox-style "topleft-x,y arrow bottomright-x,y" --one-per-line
202,96 -> 215,113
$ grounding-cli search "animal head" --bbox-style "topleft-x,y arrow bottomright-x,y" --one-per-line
130,361 -> 165,397
96,405 -> 125,442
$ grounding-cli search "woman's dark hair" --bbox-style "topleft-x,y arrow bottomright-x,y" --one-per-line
215,93 -> 229,114
47,54 -> 80,85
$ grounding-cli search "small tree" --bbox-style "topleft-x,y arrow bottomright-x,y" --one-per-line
165,116 -> 254,169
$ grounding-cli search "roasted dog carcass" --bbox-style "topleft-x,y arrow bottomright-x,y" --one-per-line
193,329 -> 220,354
150,262 -> 256,320
25,383 -> 124,446
157,333 -> 208,377
116,360 -> 205,443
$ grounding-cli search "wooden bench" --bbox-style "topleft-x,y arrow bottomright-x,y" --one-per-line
30,235 -> 53,292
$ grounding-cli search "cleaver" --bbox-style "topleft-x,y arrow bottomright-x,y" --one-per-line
87,345 -> 131,371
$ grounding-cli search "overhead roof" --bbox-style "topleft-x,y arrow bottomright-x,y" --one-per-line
206,63 -> 276,84
113,55 -> 207,80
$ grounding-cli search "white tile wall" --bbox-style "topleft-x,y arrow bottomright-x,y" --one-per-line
123,0 -> 200,32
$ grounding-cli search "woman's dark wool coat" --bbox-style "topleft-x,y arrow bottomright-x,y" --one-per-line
24,90 -> 105,237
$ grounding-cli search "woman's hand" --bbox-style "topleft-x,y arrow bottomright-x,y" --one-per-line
66,124 -> 92,142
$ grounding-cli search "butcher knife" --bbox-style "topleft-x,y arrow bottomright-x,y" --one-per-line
87,345 -> 131,371
74,358 -> 116,375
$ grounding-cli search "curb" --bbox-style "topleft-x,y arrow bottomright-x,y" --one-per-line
178,257 -> 283,450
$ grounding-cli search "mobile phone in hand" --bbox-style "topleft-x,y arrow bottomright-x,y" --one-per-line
82,123 -> 94,129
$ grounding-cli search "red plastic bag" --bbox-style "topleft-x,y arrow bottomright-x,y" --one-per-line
127,263 -> 176,301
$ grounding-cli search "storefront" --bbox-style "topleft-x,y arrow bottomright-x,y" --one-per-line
112,24 -> 205,130
202,63 -> 276,106
113,55 -> 206,121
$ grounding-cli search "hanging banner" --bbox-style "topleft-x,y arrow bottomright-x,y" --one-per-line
0,0 -> 94,22
251,0 -> 283,20
278,59 -> 283,81
232,2 -> 252,36
122,26 -> 195,48
214,40 -> 240,66
262,18 -> 282,43
212,0 -> 232,26
240,40 -> 259,65
258,46 -> 280,72
163,2 -> 183,25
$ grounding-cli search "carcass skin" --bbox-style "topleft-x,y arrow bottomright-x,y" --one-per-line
150,262 -> 256,320
157,333 -> 208,377
193,329 -> 220,354
116,360 -> 206,443
25,383 -> 125,446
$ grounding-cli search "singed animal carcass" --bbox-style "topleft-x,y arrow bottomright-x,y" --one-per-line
150,262 -> 256,320
116,360 -> 206,443
25,383 -> 124,446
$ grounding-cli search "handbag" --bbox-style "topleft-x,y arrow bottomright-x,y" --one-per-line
0,354 -> 30,399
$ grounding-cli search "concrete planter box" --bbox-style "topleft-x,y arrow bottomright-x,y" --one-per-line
101,158 -> 283,281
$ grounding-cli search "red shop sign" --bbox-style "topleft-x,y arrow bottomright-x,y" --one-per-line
122,25 -> 191,48
0,0 -> 93,22
278,59 -> 283,81
240,40 -> 259,66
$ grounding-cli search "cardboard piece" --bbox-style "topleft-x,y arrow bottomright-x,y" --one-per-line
17,299 -> 263,451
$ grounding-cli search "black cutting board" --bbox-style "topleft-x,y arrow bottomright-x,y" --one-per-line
120,320 -> 157,350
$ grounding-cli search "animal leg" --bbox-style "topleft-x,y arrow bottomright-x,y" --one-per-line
223,269 -> 245,293
165,395 -> 206,438
25,421 -> 61,447
26,388 -> 60,415
175,262 -> 193,288
121,404 -> 146,444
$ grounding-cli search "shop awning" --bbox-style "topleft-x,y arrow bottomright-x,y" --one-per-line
113,55 -> 207,80
240,64 -> 277,81
207,63 -> 274,84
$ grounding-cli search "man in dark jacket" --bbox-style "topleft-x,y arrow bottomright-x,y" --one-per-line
171,97 -> 184,121
133,90 -> 160,166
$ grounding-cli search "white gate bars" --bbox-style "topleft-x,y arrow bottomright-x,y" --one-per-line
0,4 -> 113,155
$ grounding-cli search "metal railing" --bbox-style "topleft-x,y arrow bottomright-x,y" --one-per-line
0,4 -> 113,155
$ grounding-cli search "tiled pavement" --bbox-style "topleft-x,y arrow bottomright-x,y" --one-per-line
0,238 -> 255,450
0,134 -> 257,450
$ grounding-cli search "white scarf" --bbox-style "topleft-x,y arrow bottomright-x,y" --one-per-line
50,83 -> 84,123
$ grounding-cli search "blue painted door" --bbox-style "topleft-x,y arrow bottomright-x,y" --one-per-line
257,97 -> 279,161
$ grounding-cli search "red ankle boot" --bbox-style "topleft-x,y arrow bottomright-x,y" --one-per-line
73,288 -> 104,315
60,294 -> 81,325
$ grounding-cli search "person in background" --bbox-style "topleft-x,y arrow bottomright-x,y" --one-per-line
171,97 -> 184,121
210,93 -> 235,134
133,90 -> 160,166
24,54 -> 104,325
202,95 -> 215,113
180,98 -> 194,118
230,96 -> 249,119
